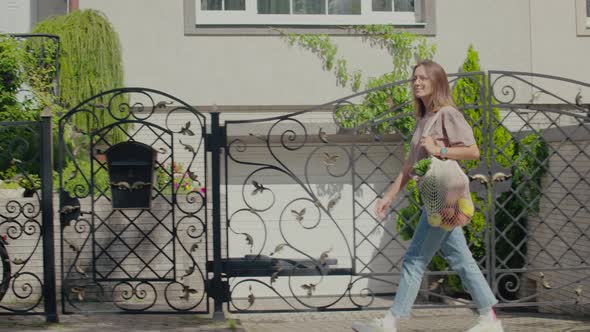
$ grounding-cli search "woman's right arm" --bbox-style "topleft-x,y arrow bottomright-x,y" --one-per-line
374,160 -> 413,219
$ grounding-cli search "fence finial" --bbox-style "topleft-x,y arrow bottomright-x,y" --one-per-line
41,106 -> 53,118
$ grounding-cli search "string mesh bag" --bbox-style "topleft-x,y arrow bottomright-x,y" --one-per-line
413,110 -> 475,231
416,157 -> 474,231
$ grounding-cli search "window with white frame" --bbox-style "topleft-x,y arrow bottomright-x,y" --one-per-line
195,0 -> 421,26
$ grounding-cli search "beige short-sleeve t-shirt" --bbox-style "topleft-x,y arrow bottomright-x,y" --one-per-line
407,106 -> 476,169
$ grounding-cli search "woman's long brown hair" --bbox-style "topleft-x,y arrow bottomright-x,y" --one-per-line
412,60 -> 456,118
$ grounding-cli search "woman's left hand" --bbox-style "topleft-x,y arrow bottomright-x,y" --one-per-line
420,136 -> 438,155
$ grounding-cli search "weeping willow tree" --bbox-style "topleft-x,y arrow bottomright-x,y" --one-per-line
32,9 -> 126,140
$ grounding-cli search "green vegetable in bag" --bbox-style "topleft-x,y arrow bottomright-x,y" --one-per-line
412,158 -> 432,177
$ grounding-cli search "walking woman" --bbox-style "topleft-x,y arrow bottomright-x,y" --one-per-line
352,60 -> 503,332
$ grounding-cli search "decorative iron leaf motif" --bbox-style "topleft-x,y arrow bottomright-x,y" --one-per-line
190,241 -> 200,252
575,90 -> 583,106
67,168 -> 78,181
247,293 -> 255,307
314,200 -> 324,210
246,285 -> 256,307
270,271 -> 280,285
429,278 -> 445,291
575,286 -> 583,302
249,133 -> 267,142
319,248 -> 332,266
181,265 -> 195,279
319,128 -> 329,144
71,287 -> 85,301
187,171 -> 202,186
180,285 -> 198,300
327,193 -> 341,213
64,239 -> 81,253
130,181 -> 151,191
301,283 -> 316,297
530,90 -> 544,103
270,243 -> 287,256
74,264 -> 87,277
251,181 -> 267,195
180,121 -> 195,136
491,172 -> 512,182
156,100 -> 172,108
180,140 -> 196,154
469,174 -> 489,185
539,272 -> 552,289
12,258 -> 25,265
111,181 -> 131,191
60,205 -> 80,214
291,208 -> 306,223
322,152 -> 339,166
245,234 -> 254,251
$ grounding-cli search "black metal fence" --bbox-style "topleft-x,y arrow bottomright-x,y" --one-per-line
0,116 -> 57,321
0,71 -> 589,322
220,71 -> 590,315
0,33 -> 59,321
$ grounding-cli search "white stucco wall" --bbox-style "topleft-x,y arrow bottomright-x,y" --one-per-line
78,0 -> 387,106
76,0 -> 590,107
0,0 -> 32,33
531,0 -> 590,81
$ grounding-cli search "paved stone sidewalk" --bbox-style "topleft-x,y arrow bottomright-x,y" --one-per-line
0,314 -> 243,332
0,309 -> 589,332
234,309 -> 590,332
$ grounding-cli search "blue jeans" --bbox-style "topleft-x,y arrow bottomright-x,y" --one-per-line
390,209 -> 498,317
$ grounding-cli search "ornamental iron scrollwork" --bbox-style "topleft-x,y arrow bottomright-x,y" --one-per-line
223,71 -> 590,314
57,88 -> 209,313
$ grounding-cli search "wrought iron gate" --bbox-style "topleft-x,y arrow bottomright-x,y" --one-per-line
38,72 -> 589,317
0,34 -> 59,321
487,71 -> 590,311
2,32 -> 582,321
57,88 -> 209,313
219,71 -> 590,315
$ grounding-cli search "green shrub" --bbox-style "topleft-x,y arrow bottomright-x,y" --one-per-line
0,35 -> 62,190
33,9 -> 127,140
0,36 -> 24,97
58,160 -> 110,198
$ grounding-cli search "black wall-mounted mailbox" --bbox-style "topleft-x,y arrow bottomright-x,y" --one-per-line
106,142 -> 156,209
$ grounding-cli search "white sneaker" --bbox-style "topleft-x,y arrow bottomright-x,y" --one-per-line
351,312 -> 398,332
465,319 -> 504,332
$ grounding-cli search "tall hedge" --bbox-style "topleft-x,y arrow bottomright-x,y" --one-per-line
33,9 -> 126,138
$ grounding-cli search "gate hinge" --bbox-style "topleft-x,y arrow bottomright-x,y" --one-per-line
205,278 -> 230,302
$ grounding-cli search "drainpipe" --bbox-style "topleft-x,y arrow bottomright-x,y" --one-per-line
69,0 -> 79,12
